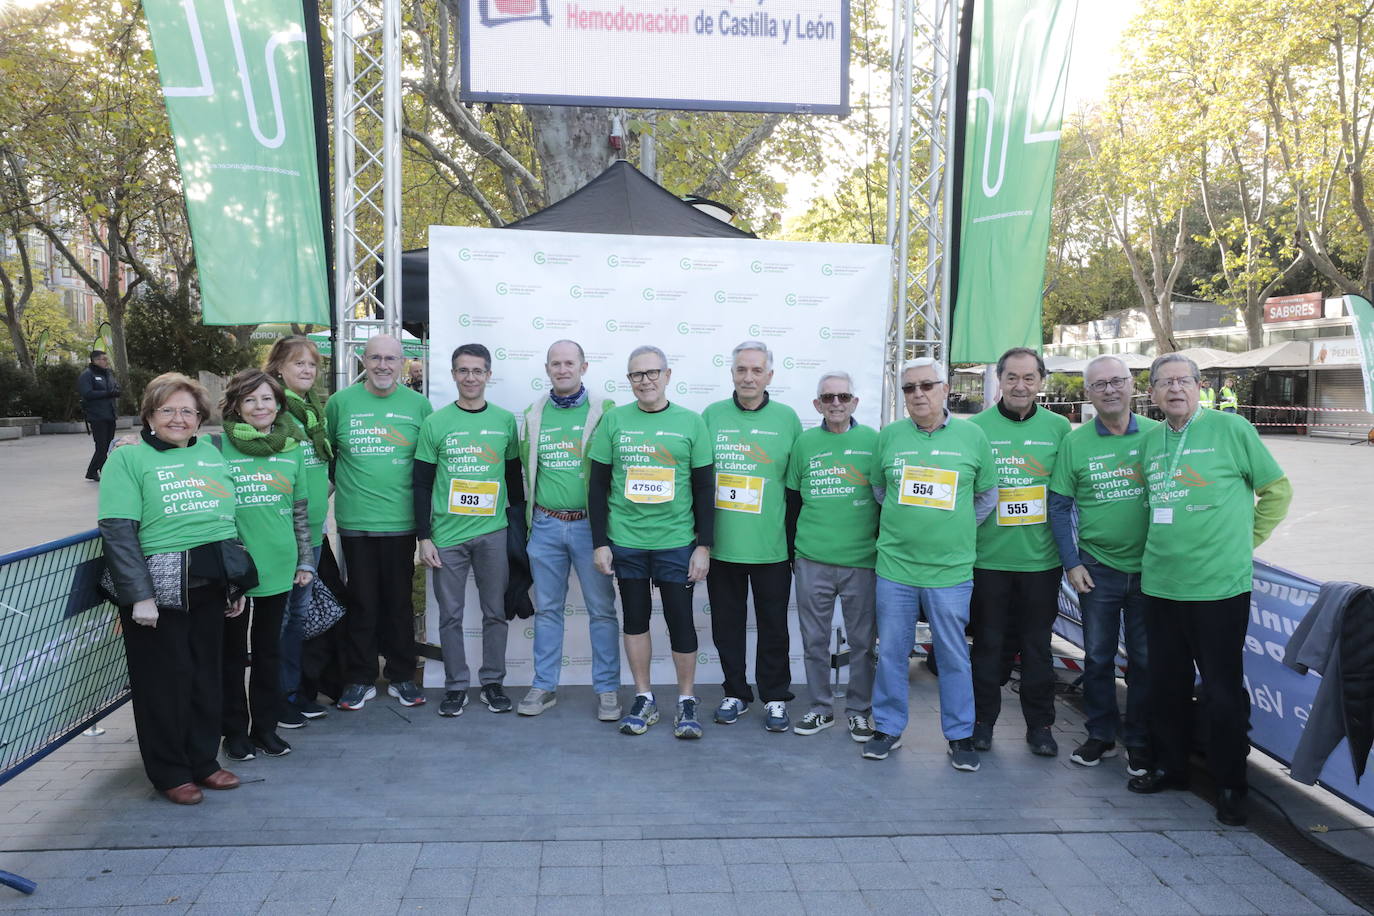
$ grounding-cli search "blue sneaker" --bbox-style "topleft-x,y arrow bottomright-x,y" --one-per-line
618,695 -> 659,735
674,697 -> 703,739
336,684 -> 376,711
714,697 -> 748,724
764,701 -> 790,733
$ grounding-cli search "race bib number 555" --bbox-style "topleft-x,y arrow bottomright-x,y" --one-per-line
996,485 -> 1046,526
897,465 -> 958,511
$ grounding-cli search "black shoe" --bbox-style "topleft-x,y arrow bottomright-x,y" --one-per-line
439,691 -> 468,717
862,731 -> 903,760
252,731 -> 292,757
1216,788 -> 1248,826
1070,737 -> 1117,767
480,684 -> 512,713
1125,745 -> 1153,777
972,721 -> 993,752
1027,726 -> 1059,757
277,705 -> 307,729
1127,769 -> 1191,794
223,734 -> 255,761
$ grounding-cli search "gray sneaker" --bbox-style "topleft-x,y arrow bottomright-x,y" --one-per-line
598,691 -> 622,722
517,688 -> 557,716
847,714 -> 875,743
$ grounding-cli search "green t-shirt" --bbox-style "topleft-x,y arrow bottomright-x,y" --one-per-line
325,383 -> 433,533
588,402 -> 713,551
1049,414 -> 1159,573
98,439 -> 238,554
533,399 -> 593,511
876,416 -> 997,588
701,396 -> 802,564
1141,408 -> 1284,601
415,402 -> 520,548
221,437 -> 306,597
969,406 -> 1071,572
280,410 -> 329,547
785,422 -> 879,569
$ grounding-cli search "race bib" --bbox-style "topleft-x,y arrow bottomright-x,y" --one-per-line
715,473 -> 765,513
996,485 -> 1046,526
625,466 -> 675,504
448,479 -> 500,516
897,465 -> 958,511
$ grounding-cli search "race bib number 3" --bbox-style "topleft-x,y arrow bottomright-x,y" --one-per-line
996,485 -> 1046,526
715,473 -> 765,513
448,479 -> 500,516
625,466 -> 675,504
897,465 -> 958,511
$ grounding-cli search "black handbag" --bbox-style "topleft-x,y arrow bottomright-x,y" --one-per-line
216,538 -> 259,602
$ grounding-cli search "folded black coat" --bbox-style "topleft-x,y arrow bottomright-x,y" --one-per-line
505,506 -> 534,621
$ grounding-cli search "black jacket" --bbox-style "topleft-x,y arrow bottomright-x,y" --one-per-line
78,365 -> 121,421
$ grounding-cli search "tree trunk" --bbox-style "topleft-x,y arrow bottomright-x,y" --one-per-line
527,106 -> 614,203
106,293 -> 129,386
1,311 -> 32,373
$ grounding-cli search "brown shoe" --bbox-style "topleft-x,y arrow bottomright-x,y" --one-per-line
163,783 -> 204,805
196,769 -> 240,790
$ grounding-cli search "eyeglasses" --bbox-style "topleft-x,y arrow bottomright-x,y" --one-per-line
453,367 -> 488,378
627,369 -> 663,383
1153,377 -> 1198,390
367,354 -> 401,365
819,392 -> 854,404
154,407 -> 200,419
901,380 -> 943,394
1087,377 -> 1132,393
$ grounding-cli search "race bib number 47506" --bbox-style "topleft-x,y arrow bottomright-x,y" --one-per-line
448,479 -> 500,516
897,465 -> 958,511
625,466 -> 675,504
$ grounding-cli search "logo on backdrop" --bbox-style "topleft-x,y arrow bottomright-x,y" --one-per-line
478,0 -> 551,27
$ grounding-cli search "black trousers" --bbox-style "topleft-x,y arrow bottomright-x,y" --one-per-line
1147,593 -> 1252,790
707,559 -> 794,703
341,534 -> 418,685
119,585 -> 225,791
970,566 -> 1063,729
86,419 -> 115,478
221,592 -> 286,739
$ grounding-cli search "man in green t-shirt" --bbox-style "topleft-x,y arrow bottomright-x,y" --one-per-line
325,334 -> 434,712
703,341 -> 802,733
1048,355 -> 1158,775
1128,353 -> 1292,828
968,348 -> 1070,758
866,359 -> 998,771
414,343 -> 523,718
588,345 -> 715,740
516,339 -> 621,721
786,370 -> 878,742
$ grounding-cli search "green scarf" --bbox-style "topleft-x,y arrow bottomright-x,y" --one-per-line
283,388 -> 332,460
224,414 -> 302,456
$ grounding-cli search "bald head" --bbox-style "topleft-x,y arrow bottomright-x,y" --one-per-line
363,334 -> 402,395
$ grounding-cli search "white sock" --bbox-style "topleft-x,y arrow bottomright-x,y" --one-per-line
678,694 -> 695,703
637,691 -> 654,702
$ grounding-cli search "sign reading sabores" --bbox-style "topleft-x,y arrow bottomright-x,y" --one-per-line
461,0 -> 848,114
1264,292 -> 1323,323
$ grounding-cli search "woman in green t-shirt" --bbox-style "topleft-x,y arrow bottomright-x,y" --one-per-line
97,373 -> 248,806
217,369 -> 315,762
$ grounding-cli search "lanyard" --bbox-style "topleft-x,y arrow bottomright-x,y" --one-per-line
1164,407 -> 1201,484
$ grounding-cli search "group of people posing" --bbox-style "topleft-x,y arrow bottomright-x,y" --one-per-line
98,334 -> 1290,829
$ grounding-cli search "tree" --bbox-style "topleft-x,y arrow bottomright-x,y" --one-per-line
124,290 -> 258,378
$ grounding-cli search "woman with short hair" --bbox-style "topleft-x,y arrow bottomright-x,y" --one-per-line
98,373 -> 247,805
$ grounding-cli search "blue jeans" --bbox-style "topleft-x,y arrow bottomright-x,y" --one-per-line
528,511 -> 621,693
280,544 -> 322,700
1079,553 -> 1150,746
873,576 -> 974,740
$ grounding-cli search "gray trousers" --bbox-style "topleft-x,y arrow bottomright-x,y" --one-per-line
431,530 -> 509,691
794,556 -> 876,716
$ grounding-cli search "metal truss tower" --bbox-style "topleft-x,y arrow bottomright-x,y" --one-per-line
884,0 -> 959,419
332,0 -> 402,391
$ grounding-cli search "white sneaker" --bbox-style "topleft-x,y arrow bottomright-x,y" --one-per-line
598,691 -> 621,722
517,688 -> 556,716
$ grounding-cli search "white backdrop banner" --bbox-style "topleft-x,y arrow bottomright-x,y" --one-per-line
424,225 -> 890,688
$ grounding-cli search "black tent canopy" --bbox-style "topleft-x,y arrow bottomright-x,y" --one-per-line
395,160 -> 756,335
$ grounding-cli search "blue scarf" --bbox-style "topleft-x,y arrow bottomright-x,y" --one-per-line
550,384 -> 588,409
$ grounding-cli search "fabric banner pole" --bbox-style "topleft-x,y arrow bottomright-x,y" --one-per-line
1343,295 -> 1374,413
143,0 -> 331,326
949,0 -> 1077,364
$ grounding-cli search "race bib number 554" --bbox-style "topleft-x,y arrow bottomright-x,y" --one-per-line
897,465 -> 958,511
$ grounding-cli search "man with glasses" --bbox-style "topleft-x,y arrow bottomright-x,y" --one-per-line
516,340 -> 621,721
327,334 -> 434,711
968,347 -> 1071,757
787,371 -> 878,741
1048,356 -> 1158,774
866,359 -> 997,770
589,345 -> 715,739
414,343 -> 523,717
1128,354 -> 1291,827
704,341 -> 802,733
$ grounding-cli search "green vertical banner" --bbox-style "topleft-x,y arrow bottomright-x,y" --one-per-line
143,0 -> 330,326
950,0 -> 1077,363
1343,295 -> 1374,412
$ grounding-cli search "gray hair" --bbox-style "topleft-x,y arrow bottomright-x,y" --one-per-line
815,370 -> 855,398
627,344 -> 668,370
900,358 -> 947,384
1084,354 -> 1129,381
1148,353 -> 1200,387
732,340 -> 773,369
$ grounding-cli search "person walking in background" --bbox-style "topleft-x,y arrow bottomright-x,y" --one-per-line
79,350 -> 121,481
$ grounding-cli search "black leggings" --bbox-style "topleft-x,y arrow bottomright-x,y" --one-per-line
618,578 -> 698,654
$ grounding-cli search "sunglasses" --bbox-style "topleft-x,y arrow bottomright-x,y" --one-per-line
818,392 -> 854,404
901,381 -> 943,394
